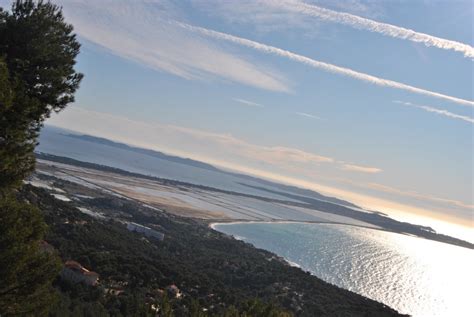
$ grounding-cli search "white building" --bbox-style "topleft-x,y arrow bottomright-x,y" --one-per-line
126,222 -> 165,241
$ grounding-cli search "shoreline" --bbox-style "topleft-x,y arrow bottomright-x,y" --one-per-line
208,219 -> 474,252
209,220 -> 307,270
208,220 -> 396,273
209,219 -> 402,235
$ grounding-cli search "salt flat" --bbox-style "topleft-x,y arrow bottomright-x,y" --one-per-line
35,160 -> 380,228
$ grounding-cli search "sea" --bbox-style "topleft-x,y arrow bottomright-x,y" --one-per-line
213,222 -> 474,317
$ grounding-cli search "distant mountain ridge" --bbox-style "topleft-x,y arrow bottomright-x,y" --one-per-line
63,133 -> 220,172
231,174 -> 360,209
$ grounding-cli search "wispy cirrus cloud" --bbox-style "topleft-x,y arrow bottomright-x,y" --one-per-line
365,182 -> 474,210
320,177 -> 474,222
295,112 -> 322,120
393,100 -> 474,124
190,0 -> 383,38
178,22 -> 474,107
263,0 -> 474,59
233,98 -> 265,108
54,0 -> 289,92
340,163 -> 382,174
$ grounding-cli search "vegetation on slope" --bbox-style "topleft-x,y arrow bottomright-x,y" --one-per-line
17,181 -> 404,316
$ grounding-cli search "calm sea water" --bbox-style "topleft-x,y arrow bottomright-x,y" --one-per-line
214,223 -> 474,317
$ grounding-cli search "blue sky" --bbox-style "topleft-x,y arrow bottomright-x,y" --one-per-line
5,0 -> 472,228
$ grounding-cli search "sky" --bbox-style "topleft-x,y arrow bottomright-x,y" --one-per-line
3,0 -> 472,231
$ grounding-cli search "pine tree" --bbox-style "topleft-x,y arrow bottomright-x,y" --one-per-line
0,196 -> 61,315
0,58 -> 36,192
160,293 -> 174,317
0,1 -> 83,314
0,0 -> 83,190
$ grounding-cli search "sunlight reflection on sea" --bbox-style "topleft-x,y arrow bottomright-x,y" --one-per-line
214,223 -> 474,317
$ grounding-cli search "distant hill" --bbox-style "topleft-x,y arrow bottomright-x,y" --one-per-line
229,173 -> 360,209
63,133 -> 221,172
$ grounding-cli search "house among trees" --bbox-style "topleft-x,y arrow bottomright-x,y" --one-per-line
60,260 -> 99,286
166,284 -> 182,299
126,222 -> 165,241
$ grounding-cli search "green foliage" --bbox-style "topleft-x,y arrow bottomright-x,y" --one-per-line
188,298 -> 292,317
190,299 -> 207,317
1,0 -> 83,113
0,59 -> 12,107
0,1 -> 82,315
237,299 -> 293,317
0,0 -> 83,190
0,195 -> 61,316
160,293 -> 174,317
0,59 -> 32,192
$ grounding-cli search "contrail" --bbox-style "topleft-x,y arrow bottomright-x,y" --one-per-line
394,101 -> 474,124
264,0 -> 474,59
233,98 -> 265,108
178,22 -> 474,107
295,112 -> 322,120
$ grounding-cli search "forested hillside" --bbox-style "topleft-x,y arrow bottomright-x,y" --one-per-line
18,182 -> 403,316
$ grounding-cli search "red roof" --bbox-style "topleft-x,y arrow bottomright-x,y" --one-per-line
65,260 -> 99,277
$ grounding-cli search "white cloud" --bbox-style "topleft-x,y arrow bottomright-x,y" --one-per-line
265,146 -> 333,164
340,164 -> 382,174
365,183 -> 474,210
56,0 -> 289,92
320,177 -> 474,227
264,0 -> 474,59
394,100 -> 474,124
316,0 -> 384,18
178,22 -> 474,107
233,98 -> 265,108
190,0 -> 320,36
190,0 -> 383,37
295,112 -> 322,120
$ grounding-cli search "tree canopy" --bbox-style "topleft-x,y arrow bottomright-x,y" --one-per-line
0,1 -> 82,314
0,196 -> 61,316
0,0 -> 83,190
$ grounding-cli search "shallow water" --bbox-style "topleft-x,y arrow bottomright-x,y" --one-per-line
214,222 -> 474,317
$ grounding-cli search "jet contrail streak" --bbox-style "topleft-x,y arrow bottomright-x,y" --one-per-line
265,0 -> 474,59
179,22 -> 474,107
